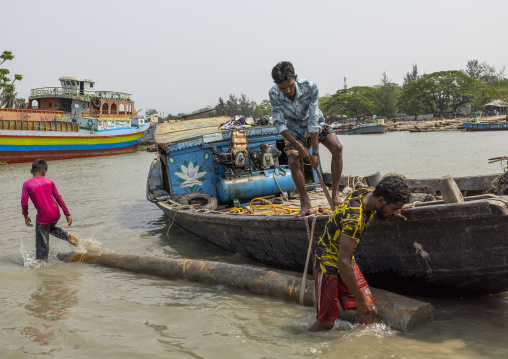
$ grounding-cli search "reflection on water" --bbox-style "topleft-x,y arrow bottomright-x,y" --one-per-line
21,269 -> 79,355
0,136 -> 507,358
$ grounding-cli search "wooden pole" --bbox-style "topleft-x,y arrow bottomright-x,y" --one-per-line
57,252 -> 435,331
439,175 -> 464,203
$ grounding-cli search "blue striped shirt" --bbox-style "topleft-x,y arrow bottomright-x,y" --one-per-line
269,78 -> 325,141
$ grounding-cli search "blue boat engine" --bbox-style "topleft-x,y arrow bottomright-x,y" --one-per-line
211,142 -> 296,204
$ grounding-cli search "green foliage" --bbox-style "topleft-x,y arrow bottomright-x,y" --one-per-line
403,64 -> 420,86
496,78 -> 508,102
0,50 -> 23,108
212,94 -> 269,118
256,99 -> 272,117
398,70 -> 495,115
215,97 -> 226,115
321,86 -> 375,118
145,108 -> 158,117
462,60 -> 505,88
0,51 -> 14,65
496,87 -> 508,102
238,94 -> 255,116
372,72 -> 401,119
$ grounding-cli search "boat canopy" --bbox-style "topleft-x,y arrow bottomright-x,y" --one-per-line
59,76 -> 95,88
154,117 -> 228,149
483,100 -> 508,108
154,117 -> 280,151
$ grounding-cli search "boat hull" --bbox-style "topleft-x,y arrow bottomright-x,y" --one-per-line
0,127 -> 147,164
156,197 -> 508,297
335,124 -> 386,135
463,121 -> 508,131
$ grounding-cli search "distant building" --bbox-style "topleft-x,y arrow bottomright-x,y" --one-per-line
483,100 -> 508,115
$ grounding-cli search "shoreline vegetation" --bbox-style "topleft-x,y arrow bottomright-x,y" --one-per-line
384,114 -> 508,132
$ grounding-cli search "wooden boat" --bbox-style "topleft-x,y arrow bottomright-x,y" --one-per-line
0,77 -> 149,164
335,123 -> 386,135
462,119 -> 508,131
147,117 -> 508,297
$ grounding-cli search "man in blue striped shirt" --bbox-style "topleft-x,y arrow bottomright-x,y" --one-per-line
269,61 -> 343,217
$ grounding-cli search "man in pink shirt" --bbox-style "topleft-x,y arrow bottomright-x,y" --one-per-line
21,159 -> 79,260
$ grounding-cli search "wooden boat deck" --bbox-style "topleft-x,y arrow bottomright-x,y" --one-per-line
213,187 -> 334,215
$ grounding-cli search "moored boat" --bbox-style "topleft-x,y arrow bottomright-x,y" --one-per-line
147,117 -> 508,297
462,119 -> 508,131
335,122 -> 386,135
0,77 -> 149,164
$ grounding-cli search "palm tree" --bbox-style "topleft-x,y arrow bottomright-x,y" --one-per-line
0,50 -> 23,108
1,90 -> 17,108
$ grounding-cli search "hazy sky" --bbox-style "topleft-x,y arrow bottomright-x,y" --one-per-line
2,0 -> 507,115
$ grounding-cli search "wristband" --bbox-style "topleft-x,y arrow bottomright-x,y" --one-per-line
312,153 -> 319,156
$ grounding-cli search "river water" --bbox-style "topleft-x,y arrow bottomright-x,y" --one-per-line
1,131 -> 507,359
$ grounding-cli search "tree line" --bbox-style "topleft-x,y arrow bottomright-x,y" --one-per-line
147,94 -> 272,122
206,60 -> 507,122
321,61 -> 507,120
213,94 -> 271,118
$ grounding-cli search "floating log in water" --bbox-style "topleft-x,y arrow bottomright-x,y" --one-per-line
57,252 -> 434,331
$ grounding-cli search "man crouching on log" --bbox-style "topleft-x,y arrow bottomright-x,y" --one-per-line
308,176 -> 411,331
269,61 -> 343,217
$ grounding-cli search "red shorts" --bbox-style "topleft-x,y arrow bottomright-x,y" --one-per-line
313,264 -> 374,322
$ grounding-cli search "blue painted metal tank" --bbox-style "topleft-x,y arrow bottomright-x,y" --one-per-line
216,166 -> 295,203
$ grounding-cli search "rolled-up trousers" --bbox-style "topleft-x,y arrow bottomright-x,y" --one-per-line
35,221 -> 69,260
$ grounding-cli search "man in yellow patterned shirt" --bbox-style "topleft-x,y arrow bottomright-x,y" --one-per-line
309,176 -> 411,331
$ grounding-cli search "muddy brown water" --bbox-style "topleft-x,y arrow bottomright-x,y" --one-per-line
1,131 -> 507,358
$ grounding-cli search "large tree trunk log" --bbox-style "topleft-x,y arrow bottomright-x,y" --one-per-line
57,252 -> 435,331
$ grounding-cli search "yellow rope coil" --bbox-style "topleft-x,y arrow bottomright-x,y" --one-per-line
244,197 -> 332,216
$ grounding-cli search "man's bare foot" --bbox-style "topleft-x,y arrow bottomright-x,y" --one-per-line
333,196 -> 342,208
67,233 -> 79,246
295,203 -> 314,217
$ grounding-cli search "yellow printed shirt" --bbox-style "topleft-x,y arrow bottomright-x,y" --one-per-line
313,187 -> 375,274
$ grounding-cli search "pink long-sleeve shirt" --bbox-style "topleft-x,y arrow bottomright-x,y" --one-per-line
21,176 -> 70,225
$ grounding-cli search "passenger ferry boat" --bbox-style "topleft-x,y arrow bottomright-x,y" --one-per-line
0,76 -> 149,164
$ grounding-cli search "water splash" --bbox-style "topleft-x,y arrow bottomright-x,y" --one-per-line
19,235 -> 104,268
20,239 -> 45,268
343,321 -> 397,338
74,237 -> 103,253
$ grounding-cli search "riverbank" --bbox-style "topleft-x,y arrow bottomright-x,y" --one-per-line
385,115 -> 508,132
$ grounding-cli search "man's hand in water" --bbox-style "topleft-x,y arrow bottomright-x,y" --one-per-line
356,295 -> 377,324
24,216 -> 33,227
66,216 -> 73,226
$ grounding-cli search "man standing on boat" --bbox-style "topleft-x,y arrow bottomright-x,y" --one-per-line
269,61 -> 343,217
308,176 -> 411,331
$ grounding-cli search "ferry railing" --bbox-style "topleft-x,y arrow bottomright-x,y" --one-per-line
0,120 -> 79,132
29,87 -> 132,101
0,108 -> 63,115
